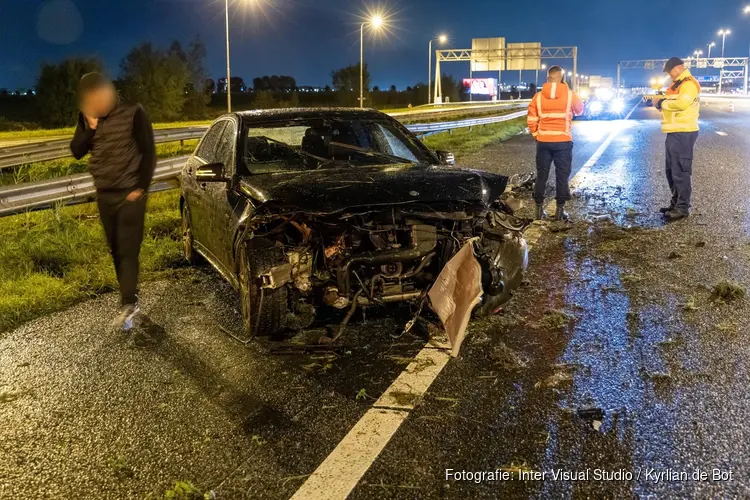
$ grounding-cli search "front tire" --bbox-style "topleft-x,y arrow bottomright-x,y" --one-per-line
237,240 -> 289,338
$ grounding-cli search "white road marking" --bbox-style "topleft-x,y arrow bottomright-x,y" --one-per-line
716,131 -> 728,136
291,99 -> 642,500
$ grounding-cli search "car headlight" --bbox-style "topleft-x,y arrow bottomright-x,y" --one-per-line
609,99 -> 625,113
589,101 -> 603,113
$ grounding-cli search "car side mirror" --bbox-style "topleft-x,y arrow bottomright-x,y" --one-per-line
436,151 -> 455,166
195,162 -> 228,182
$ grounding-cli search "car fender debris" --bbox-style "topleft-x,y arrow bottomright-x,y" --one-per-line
428,239 -> 483,357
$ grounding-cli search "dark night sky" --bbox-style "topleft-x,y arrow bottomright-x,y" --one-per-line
2,0 -> 748,90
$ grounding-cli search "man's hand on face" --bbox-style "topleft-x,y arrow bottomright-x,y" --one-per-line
85,114 -> 99,130
126,189 -> 144,202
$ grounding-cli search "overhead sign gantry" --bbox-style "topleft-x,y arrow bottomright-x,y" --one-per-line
434,39 -> 579,103
617,58 -> 749,94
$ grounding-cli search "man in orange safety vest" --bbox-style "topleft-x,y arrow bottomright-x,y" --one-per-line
527,66 -> 584,220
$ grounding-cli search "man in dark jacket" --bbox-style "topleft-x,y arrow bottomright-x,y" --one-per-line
70,73 -> 156,330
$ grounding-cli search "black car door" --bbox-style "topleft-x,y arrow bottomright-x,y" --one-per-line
187,120 -> 227,260
205,117 -> 242,272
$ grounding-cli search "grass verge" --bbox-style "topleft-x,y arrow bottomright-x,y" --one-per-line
0,190 -> 183,333
0,121 -> 211,141
1,140 -> 198,186
422,117 -> 527,156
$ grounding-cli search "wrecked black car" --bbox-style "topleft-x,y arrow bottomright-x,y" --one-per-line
180,109 -> 529,338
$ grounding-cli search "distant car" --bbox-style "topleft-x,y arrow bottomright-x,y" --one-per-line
180,109 -> 530,338
578,87 -> 626,119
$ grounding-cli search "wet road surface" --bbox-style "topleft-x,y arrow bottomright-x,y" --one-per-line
3,98 -> 750,498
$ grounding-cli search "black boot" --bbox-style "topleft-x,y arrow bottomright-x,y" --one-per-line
554,204 -> 569,221
535,204 -> 547,220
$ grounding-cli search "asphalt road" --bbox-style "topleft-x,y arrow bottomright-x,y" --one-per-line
3,98 -> 750,499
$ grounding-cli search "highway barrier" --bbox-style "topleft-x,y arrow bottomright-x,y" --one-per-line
0,110 -> 529,216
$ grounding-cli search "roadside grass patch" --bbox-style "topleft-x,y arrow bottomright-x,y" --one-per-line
711,280 -> 746,302
422,117 -> 527,156
0,191 -> 182,333
156,481 -> 211,500
107,455 -> 135,480
1,140 -> 198,186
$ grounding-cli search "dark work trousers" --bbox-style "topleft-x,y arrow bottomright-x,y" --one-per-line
534,141 -> 573,206
96,189 -> 147,306
665,131 -> 699,214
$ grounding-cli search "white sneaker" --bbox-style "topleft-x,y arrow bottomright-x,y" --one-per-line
112,303 -> 140,331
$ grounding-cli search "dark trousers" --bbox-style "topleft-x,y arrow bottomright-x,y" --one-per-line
534,141 -> 573,205
665,131 -> 698,213
96,190 -> 147,306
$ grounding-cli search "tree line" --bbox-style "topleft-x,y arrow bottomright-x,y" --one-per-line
5,38 -> 465,129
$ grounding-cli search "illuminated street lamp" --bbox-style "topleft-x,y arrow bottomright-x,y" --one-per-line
428,34 -> 448,104
360,13 -> 385,108
707,41 -> 716,59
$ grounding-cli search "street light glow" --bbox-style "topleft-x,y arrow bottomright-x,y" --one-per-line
745,5 -> 750,14
370,14 -> 383,28
718,28 -> 731,36
438,34 -> 448,44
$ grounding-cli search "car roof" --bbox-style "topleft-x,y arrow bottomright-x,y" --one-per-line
234,107 -> 390,125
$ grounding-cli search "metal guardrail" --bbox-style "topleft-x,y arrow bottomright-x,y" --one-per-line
408,109 -> 527,134
0,109 -> 529,216
0,156 -> 188,216
0,126 -> 208,171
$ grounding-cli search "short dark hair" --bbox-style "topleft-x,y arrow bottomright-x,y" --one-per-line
547,65 -> 564,77
78,72 -> 111,96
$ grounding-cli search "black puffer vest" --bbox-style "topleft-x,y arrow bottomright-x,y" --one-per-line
88,103 -> 142,191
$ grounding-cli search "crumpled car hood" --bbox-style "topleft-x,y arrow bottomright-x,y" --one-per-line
240,164 -> 509,212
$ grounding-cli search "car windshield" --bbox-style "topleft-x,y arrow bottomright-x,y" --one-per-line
242,117 -> 435,173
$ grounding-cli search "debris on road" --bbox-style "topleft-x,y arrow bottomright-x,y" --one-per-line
711,280 -> 746,302
668,251 -> 683,259
681,296 -> 699,312
539,310 -> 574,330
491,342 -> 527,371
576,407 -> 605,431
535,370 -> 573,389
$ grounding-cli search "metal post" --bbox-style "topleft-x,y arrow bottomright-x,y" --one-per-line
224,0 -> 231,113
428,40 -> 432,105
469,63 -> 473,102
617,62 -> 621,92
359,23 -> 364,108
518,69 -> 522,99
745,60 -> 749,95
572,47 -> 578,93
434,55 -> 442,104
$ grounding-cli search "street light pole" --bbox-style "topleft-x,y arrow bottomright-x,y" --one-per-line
428,39 -> 432,105
225,0 -> 232,112
718,29 -> 731,94
427,35 -> 447,105
360,22 -> 364,108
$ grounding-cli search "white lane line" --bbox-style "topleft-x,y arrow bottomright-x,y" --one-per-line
290,346 -> 450,500
716,131 -> 728,136
291,99 -> 642,500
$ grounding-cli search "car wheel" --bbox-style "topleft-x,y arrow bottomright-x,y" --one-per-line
182,204 -> 199,264
237,240 -> 289,338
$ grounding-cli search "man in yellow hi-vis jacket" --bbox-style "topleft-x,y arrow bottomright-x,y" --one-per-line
654,57 -> 701,222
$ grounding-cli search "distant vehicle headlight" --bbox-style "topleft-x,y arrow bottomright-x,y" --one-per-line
579,89 -> 590,100
589,101 -> 603,113
595,88 -> 615,101
609,99 -> 625,114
